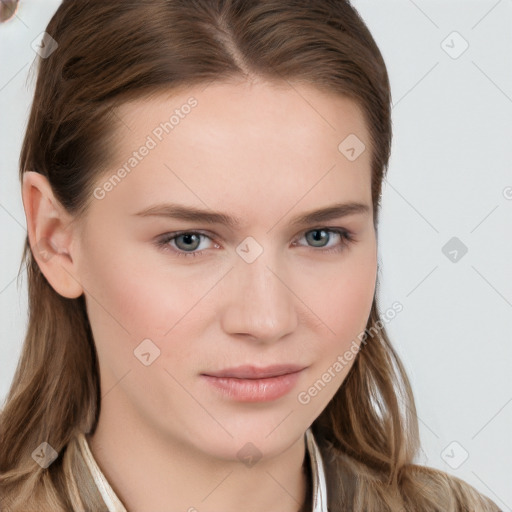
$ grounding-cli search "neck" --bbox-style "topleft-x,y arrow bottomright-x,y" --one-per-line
87,399 -> 310,512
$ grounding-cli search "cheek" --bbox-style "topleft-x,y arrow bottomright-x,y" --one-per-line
79,241 -> 221,374
304,249 -> 377,343
80,241 -> 179,335
331,265 -> 376,335
294,253 -> 376,408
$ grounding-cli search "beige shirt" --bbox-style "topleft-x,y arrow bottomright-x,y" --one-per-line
76,428 -> 328,512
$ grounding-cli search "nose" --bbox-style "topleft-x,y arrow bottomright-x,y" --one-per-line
219,250 -> 299,344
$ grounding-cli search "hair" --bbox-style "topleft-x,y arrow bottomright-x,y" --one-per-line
0,1 -> 501,511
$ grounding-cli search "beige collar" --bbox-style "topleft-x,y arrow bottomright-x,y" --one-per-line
77,428 -> 328,512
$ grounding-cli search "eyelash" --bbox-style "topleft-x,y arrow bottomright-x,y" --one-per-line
155,227 -> 355,259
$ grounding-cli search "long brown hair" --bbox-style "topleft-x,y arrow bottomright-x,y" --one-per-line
0,1 -> 500,510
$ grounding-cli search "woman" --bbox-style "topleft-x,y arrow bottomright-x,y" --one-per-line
0,1 -> 502,511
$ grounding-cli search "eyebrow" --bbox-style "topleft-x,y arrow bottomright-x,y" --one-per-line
133,201 -> 370,228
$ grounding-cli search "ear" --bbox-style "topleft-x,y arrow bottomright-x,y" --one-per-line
21,171 -> 84,299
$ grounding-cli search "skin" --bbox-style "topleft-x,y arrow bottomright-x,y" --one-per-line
22,78 -> 377,512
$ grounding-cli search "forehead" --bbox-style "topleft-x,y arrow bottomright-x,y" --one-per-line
115,79 -> 369,150
95,80 -> 372,223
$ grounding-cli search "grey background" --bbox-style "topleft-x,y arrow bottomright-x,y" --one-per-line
1,0 -> 511,507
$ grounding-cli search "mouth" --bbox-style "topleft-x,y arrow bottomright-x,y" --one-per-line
200,364 -> 307,402
202,364 -> 307,379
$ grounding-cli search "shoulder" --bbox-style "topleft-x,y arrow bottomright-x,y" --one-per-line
401,463 -> 502,512
318,440 -> 502,512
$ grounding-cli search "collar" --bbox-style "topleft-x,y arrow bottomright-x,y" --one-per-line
77,428 -> 328,512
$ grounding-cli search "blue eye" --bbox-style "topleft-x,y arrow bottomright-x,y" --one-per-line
300,228 -> 352,250
155,228 -> 355,259
156,231 -> 215,258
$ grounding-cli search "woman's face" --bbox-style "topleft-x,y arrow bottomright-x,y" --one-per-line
74,79 -> 377,459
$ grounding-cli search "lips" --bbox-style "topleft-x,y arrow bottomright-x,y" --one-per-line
201,364 -> 307,402
202,364 -> 306,379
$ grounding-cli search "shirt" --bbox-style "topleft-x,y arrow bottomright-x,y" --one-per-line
76,427 -> 329,512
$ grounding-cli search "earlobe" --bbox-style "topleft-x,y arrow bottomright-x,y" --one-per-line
21,171 -> 84,299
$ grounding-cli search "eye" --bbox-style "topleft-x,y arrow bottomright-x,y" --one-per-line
294,228 -> 354,253
155,227 -> 355,259
156,231 -> 217,258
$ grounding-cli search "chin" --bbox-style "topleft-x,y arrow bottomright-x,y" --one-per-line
181,413 -> 307,462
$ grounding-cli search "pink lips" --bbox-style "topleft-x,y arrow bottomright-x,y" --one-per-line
205,364 -> 305,379
201,364 -> 306,402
